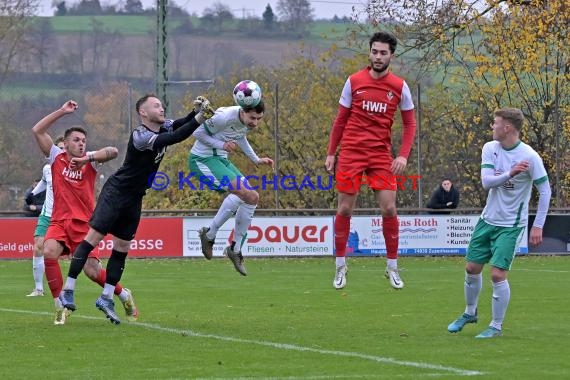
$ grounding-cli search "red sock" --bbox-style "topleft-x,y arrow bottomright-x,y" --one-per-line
44,258 -> 63,298
334,214 -> 351,257
93,268 -> 124,295
382,215 -> 399,259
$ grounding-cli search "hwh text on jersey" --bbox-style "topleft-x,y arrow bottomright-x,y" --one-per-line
362,100 -> 388,113
61,166 -> 83,181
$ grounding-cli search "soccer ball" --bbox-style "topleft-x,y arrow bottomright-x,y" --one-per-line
233,80 -> 262,108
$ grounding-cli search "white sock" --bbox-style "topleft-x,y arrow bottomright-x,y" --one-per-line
233,203 -> 256,252
491,280 -> 510,330
63,277 -> 76,291
386,258 -> 397,269
32,256 -> 45,290
102,284 -> 115,299
335,257 -> 346,267
54,297 -> 63,308
118,289 -> 128,302
464,272 -> 482,316
207,194 -> 244,240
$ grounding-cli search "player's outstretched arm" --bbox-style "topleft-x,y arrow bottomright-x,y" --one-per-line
154,119 -> 203,149
171,111 -> 197,130
32,100 -> 78,156
91,146 -> 119,163
69,147 -> 119,170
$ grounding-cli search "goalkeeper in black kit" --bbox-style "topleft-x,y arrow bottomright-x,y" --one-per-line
59,95 -> 214,324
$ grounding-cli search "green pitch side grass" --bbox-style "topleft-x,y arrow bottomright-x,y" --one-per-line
0,256 -> 568,379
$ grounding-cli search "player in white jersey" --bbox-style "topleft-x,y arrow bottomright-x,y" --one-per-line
26,137 -> 64,297
190,101 -> 274,276
447,108 -> 551,338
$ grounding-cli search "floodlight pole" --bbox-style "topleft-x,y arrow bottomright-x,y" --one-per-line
156,0 -> 169,112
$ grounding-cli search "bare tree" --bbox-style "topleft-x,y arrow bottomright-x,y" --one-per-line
203,1 -> 234,33
0,0 -> 38,87
276,0 -> 314,34
26,17 -> 55,73
358,0 -> 570,206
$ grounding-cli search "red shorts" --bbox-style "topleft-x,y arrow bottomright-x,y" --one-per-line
44,219 -> 100,259
335,148 -> 397,194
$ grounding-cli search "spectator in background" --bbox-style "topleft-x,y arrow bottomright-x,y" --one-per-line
23,179 -> 46,217
427,177 -> 460,214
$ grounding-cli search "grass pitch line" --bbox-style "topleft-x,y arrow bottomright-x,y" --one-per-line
132,322 -> 483,376
1,307 -> 483,377
374,267 -> 570,274
137,321 -> 484,376
194,375 -> 453,379
514,268 -> 570,273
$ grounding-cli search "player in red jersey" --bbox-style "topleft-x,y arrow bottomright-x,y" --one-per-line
325,31 -> 417,290
32,100 -> 137,324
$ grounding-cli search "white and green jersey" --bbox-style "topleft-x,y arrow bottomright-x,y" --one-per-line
190,106 -> 259,162
30,163 -> 55,217
40,163 -> 54,217
480,140 -> 548,227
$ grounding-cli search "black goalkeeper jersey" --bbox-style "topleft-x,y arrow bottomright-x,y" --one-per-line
104,120 -> 173,198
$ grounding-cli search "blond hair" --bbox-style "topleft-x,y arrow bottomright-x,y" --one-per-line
494,108 -> 524,131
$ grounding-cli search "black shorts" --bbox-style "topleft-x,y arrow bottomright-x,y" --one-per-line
90,184 -> 143,241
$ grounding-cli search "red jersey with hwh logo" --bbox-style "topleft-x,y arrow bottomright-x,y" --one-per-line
49,146 -> 97,222
339,68 -> 414,151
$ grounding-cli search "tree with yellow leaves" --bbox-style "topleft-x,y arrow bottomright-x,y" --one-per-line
81,82 -> 134,177
143,47 -> 352,211
362,0 -> 569,207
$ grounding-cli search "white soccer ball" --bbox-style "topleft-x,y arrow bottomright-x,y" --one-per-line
233,80 -> 262,108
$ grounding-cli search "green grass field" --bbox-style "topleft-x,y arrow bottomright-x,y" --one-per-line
1,256 -> 568,379
49,15 -> 156,35
46,15 -> 356,39
0,85 -> 79,101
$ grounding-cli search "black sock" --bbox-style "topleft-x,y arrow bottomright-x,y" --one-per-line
68,240 -> 95,279
106,249 -> 128,286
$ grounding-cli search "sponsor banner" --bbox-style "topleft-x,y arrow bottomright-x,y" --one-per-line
0,217 -> 183,259
183,217 -> 333,257
345,215 -> 528,255
1,214 -> 546,259
0,218 -> 36,259
97,217 -> 183,257
529,214 -> 570,254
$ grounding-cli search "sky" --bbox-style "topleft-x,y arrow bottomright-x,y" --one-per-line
36,0 -> 365,19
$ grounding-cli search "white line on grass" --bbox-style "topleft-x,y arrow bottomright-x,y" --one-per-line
513,268 -> 570,273
194,374 -> 461,379
1,308 -> 483,377
364,267 -> 570,274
